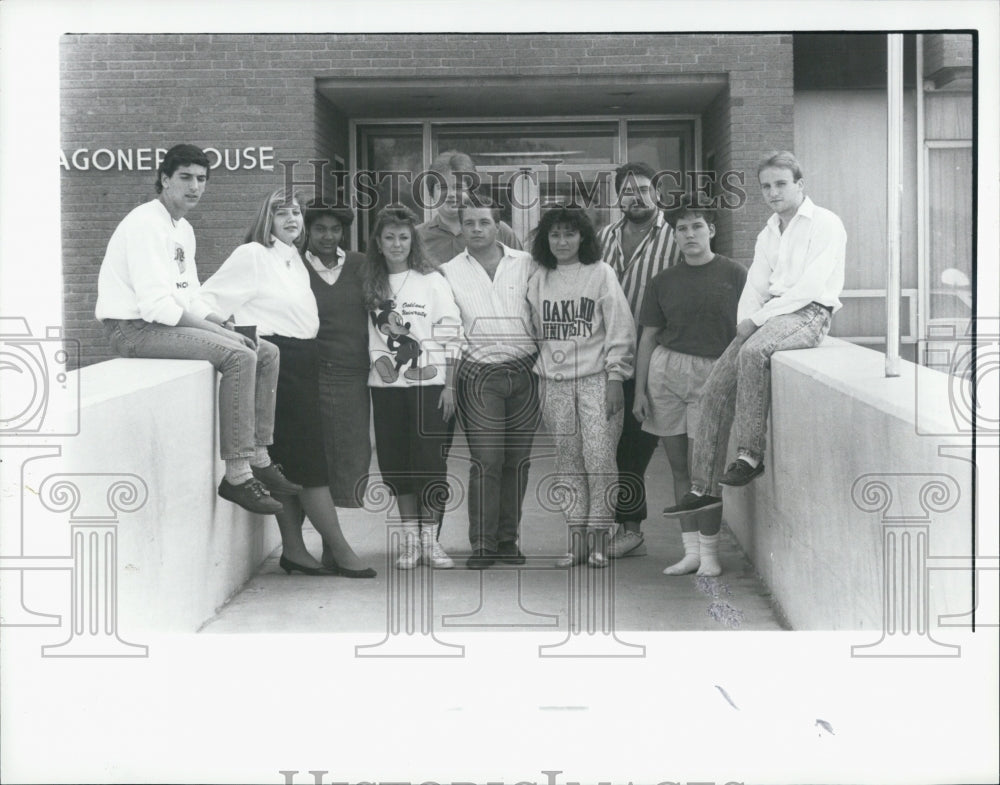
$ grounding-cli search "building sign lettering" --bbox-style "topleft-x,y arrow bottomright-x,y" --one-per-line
60,146 -> 275,172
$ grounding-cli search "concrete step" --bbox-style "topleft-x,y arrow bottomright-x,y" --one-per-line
202,438 -> 786,633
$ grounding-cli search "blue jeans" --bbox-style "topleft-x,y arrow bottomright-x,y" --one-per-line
690,302 -> 832,496
456,358 -> 541,550
105,319 -> 279,460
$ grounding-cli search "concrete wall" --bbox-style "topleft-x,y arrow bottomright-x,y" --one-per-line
53,359 -> 282,633
724,338 -> 974,631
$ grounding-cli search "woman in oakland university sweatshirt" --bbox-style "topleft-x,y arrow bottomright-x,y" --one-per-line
526,207 -> 636,568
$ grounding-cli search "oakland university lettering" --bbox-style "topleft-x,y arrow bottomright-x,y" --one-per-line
541,297 -> 596,340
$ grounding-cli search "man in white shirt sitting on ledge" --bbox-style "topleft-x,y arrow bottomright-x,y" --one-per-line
663,150 -> 846,518
95,143 -> 299,515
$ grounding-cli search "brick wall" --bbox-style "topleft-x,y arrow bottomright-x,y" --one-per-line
61,32 -> 795,367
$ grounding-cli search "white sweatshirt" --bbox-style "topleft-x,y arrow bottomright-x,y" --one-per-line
526,261 -> 636,382
95,199 -> 205,325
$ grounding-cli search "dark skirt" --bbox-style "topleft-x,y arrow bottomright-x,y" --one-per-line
317,363 -> 372,507
268,334 -> 328,487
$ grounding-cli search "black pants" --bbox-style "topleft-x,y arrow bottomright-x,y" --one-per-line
614,377 -> 660,524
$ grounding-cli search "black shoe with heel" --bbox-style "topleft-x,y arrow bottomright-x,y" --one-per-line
321,554 -> 377,579
279,555 -> 336,576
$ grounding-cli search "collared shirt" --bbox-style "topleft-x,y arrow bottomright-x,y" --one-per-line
305,247 -> 345,286
418,213 -> 522,266
438,243 -> 538,365
596,211 -> 681,324
194,236 -> 319,339
737,196 -> 847,326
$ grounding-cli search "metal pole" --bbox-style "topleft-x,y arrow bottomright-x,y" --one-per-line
886,34 -> 905,376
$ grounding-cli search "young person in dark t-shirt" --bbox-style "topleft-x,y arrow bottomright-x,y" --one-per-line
633,197 -> 747,577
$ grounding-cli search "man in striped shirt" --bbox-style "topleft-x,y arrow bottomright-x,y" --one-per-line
597,161 -> 682,558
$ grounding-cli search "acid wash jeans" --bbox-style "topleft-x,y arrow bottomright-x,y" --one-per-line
689,302 -> 832,497
105,318 -> 279,460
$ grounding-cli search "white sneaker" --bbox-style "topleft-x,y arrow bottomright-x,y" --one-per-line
421,531 -> 455,569
395,534 -> 422,569
608,530 -> 647,559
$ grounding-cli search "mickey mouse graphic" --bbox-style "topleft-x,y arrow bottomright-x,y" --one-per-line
371,299 -> 438,383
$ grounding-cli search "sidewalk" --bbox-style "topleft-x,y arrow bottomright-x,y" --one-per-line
201,432 -> 787,633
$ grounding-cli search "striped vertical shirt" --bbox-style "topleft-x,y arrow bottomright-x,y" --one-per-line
597,211 -> 680,324
437,244 -> 539,364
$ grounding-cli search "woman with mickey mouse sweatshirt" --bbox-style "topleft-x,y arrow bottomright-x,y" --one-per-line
364,206 -> 465,570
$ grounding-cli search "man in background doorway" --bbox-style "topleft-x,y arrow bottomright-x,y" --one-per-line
418,149 -> 522,265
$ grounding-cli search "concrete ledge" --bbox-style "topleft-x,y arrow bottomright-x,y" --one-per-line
724,338 -> 974,630
58,358 -> 282,633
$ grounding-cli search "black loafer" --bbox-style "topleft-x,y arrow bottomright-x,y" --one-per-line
466,548 -> 496,569
219,478 -> 284,514
719,459 -> 765,487
662,492 -> 722,517
252,462 -> 303,495
495,541 -> 526,565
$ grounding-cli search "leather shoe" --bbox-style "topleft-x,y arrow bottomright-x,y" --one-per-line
466,548 -> 496,569
279,555 -> 336,576
252,462 -> 303,495
321,554 -> 377,579
495,541 -> 526,565
219,478 -> 284,514
662,492 -> 722,517
719,458 -> 765,487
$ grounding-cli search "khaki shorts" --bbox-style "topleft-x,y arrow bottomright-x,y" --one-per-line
641,345 -> 716,437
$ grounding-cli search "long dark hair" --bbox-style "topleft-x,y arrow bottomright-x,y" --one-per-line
530,206 -> 602,269
363,205 -> 436,310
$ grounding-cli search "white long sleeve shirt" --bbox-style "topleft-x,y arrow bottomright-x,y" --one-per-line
737,197 -> 847,326
95,199 -> 205,325
194,238 -> 319,339
437,244 -> 539,364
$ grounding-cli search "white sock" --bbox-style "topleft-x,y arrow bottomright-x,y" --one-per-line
736,453 -> 758,469
697,532 -> 722,577
250,447 -> 271,468
663,531 -> 701,575
224,457 -> 253,485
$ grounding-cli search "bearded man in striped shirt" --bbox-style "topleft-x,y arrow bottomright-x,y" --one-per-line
597,161 -> 682,559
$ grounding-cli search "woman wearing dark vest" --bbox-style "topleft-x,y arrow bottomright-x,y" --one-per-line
196,189 -> 374,578
302,202 -> 375,573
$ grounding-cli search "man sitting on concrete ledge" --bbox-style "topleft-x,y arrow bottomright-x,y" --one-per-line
663,150 -> 846,518
95,143 -> 299,515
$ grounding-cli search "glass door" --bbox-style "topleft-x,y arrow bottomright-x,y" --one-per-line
353,118 -> 696,252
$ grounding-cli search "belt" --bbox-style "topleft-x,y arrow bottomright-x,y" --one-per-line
812,302 -> 833,314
